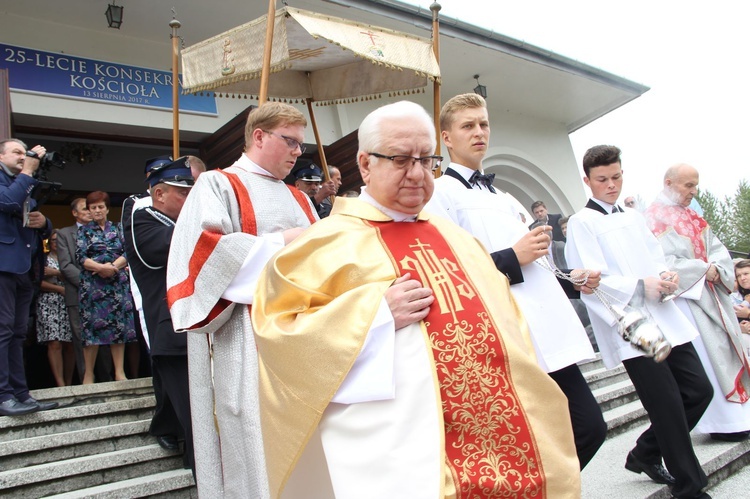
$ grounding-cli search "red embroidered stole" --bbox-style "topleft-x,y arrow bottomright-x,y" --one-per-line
372,220 -> 543,498
646,202 -> 708,262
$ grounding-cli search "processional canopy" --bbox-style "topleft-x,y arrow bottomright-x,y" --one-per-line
180,7 -> 441,104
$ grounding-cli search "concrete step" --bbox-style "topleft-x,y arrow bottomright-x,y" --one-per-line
2,366 -> 745,498
0,420 -> 152,469
702,448 -> 750,498
603,399 -> 649,437
592,378 -> 639,414
584,364 -> 630,391
578,354 -> 605,374
0,395 -> 156,443
0,444 -> 183,498
583,423 -> 750,498
43,469 -> 196,499
30,378 -> 155,407
0,380 -> 196,498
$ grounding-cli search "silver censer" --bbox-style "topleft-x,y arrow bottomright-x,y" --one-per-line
536,257 -> 672,362
603,298 -> 672,362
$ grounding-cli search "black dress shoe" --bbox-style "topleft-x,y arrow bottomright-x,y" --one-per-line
21,397 -> 59,412
710,431 -> 750,442
0,398 -> 39,416
156,435 -> 180,451
625,451 -> 676,485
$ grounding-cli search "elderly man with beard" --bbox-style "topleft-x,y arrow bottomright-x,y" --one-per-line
645,163 -> 750,443
252,101 -> 579,498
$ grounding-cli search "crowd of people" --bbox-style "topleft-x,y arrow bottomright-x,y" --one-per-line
1,94 -> 749,498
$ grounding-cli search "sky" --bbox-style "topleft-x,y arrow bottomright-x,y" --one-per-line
404,0 -> 749,204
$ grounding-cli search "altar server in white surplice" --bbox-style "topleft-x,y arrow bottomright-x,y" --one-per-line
565,144 -> 713,499
166,102 -> 317,498
425,93 -> 605,470
645,163 -> 750,442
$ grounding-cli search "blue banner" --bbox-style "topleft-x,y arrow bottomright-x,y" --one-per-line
1,43 -> 217,115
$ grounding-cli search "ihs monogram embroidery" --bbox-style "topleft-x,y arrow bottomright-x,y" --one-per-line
374,221 -> 544,496
399,238 -> 476,323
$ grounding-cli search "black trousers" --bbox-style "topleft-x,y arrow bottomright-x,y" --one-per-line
623,342 -> 713,499
0,272 -> 33,402
150,355 -> 194,476
548,363 -> 607,469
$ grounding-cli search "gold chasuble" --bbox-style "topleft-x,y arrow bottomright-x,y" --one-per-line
253,198 -> 579,499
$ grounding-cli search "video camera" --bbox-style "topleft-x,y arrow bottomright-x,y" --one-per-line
25,149 -> 65,207
26,150 -> 66,181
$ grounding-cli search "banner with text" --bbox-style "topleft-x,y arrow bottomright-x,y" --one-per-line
1,43 -> 218,115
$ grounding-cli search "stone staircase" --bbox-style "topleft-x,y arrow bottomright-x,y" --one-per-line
0,356 -> 748,497
579,355 -> 750,498
0,379 -> 195,498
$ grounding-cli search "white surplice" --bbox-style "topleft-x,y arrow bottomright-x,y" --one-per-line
564,204 -> 698,368
427,165 -> 594,372
167,154 -> 317,498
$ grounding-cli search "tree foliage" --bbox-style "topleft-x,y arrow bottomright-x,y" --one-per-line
696,179 -> 750,256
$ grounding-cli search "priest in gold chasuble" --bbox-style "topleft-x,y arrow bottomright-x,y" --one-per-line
252,101 -> 580,499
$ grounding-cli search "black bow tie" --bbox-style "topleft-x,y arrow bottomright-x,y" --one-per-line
469,170 -> 496,192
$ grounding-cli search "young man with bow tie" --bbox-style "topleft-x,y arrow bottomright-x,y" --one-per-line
425,93 -> 606,470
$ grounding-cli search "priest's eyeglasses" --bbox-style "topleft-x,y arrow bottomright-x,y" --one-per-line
263,130 -> 306,154
367,152 -> 443,172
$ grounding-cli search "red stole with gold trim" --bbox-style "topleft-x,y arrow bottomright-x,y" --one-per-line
371,219 -> 544,498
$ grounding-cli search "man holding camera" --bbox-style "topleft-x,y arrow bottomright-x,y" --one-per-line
0,138 -> 57,416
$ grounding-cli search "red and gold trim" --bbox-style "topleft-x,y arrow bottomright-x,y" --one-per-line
371,220 -> 545,497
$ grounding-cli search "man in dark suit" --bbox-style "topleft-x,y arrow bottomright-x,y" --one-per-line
0,138 -> 57,416
57,197 -> 114,383
529,200 -> 565,242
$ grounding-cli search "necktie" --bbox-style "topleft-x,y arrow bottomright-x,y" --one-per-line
469,170 -> 496,193
612,205 -> 623,214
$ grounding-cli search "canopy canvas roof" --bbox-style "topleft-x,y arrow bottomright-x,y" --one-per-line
181,6 -> 441,103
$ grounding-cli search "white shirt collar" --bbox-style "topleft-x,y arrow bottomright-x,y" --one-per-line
448,162 -> 493,191
591,198 -> 616,213
359,188 -> 417,222
449,162 -> 482,180
234,153 -> 282,180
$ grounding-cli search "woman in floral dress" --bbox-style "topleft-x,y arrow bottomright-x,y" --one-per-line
76,191 -> 136,384
37,229 -> 75,387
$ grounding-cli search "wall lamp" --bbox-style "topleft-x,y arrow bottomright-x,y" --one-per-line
473,74 -> 487,99
106,2 -> 124,29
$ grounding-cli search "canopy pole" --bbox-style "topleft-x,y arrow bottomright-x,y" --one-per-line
170,16 -> 182,159
306,98 -> 330,182
430,2 -> 442,176
259,0 -> 276,105
430,3 -> 441,153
